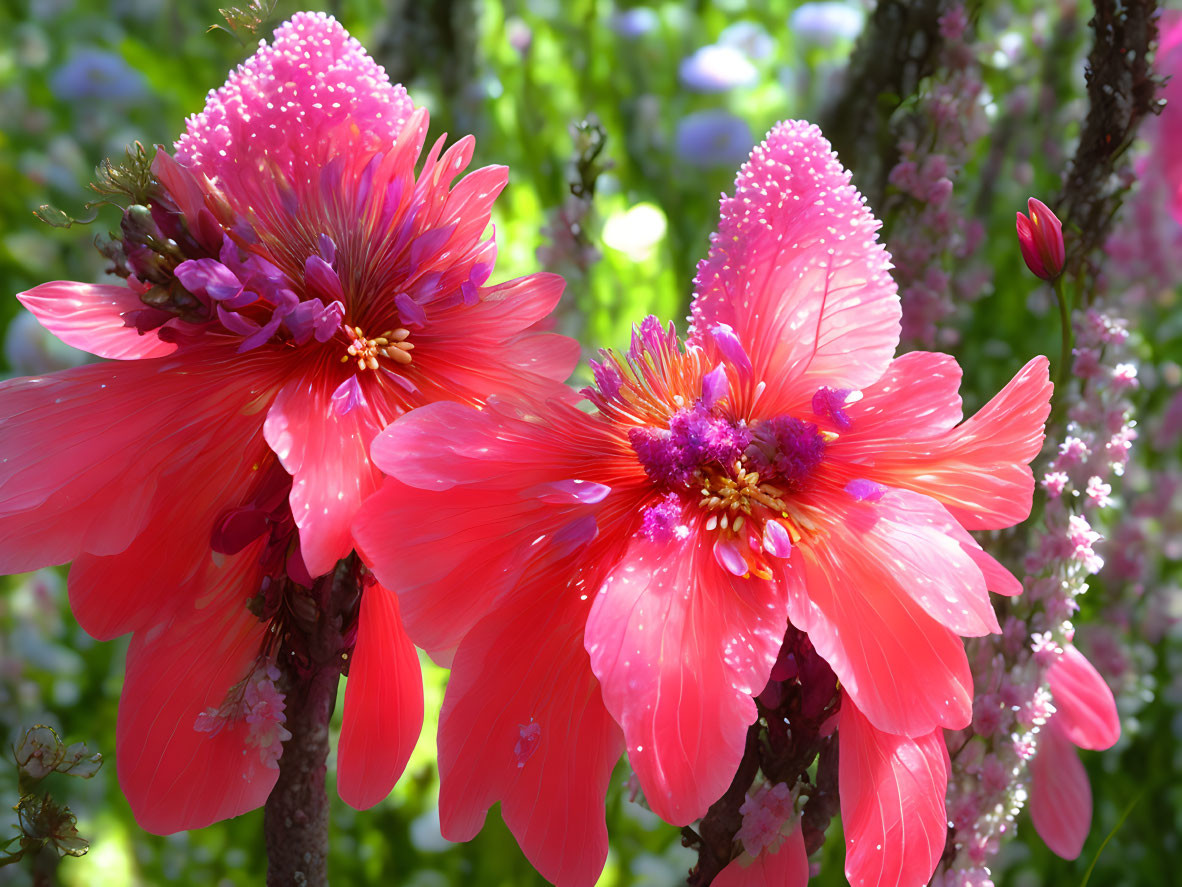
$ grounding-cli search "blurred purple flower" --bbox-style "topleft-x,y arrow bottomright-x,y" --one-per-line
50,48 -> 146,104
611,6 -> 659,39
679,44 -> 758,92
790,2 -> 865,48
720,21 -> 774,61
674,110 -> 753,168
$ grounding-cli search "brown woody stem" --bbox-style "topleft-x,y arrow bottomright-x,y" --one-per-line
263,557 -> 358,887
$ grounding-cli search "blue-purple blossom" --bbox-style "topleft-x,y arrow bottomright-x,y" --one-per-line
790,2 -> 865,48
674,110 -> 755,168
678,44 -> 758,92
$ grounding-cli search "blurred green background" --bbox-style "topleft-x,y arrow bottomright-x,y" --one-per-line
1,1 -> 1179,885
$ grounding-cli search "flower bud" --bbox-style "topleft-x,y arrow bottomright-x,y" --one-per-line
1016,197 -> 1065,279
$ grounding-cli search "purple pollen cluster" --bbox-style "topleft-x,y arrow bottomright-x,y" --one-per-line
639,494 -> 689,543
746,416 -> 827,490
630,405 -> 751,488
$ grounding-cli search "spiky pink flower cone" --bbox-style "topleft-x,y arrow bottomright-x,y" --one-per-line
0,12 -> 576,833
354,121 -> 1053,886
1029,644 -> 1120,859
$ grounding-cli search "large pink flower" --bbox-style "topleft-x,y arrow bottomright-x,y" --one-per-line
1029,643 -> 1120,859
354,121 -> 1052,885
0,12 -> 575,833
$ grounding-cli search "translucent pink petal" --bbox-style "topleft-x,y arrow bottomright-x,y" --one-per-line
433,273 -> 566,340
586,533 -> 788,825
714,821 -> 809,887
784,500 -> 973,736
839,356 -> 1052,530
689,120 -> 900,415
0,349 -> 284,576
369,397 -> 622,493
1047,644 -> 1120,751
355,477 -> 590,659
1029,718 -> 1092,860
117,548 -> 275,834
264,373 -> 384,577
838,351 -> 964,437
816,488 -> 1001,637
437,569 -> 624,887
839,701 -> 948,887
68,406 -> 274,640
17,282 -> 176,360
337,582 -> 423,809
175,12 -> 416,192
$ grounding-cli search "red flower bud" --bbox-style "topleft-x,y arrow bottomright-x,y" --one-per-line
1016,197 -> 1065,280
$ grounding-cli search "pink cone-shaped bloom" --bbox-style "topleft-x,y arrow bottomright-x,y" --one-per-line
0,12 -> 576,833
1029,644 -> 1120,859
354,120 -> 1051,886
1016,197 -> 1065,279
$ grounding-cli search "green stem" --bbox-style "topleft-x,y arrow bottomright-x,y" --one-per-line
1049,274 -> 1073,430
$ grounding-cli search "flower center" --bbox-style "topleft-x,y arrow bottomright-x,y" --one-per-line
698,460 -> 788,531
341,324 -> 413,370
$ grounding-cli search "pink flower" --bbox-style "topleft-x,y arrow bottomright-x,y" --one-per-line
354,121 -> 1051,886
0,13 -> 574,833
1029,644 -> 1120,859
1159,11 -> 1182,226
1016,197 -> 1065,279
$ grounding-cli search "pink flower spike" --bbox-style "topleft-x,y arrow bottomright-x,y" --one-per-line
1016,197 -> 1065,280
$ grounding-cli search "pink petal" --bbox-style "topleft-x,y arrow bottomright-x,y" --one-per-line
586,533 -> 788,825
117,547 -> 275,834
17,282 -> 176,360
838,351 -> 964,438
689,120 -> 901,415
0,350 -> 283,577
68,413 -> 274,641
839,700 -> 948,887
432,273 -> 566,340
829,489 -> 1002,637
175,12 -> 417,195
337,581 -> 423,809
264,372 -> 384,577
357,397 -> 626,660
714,820 -> 809,887
437,569 -> 624,887
355,472 -> 613,662
1047,644 -> 1120,751
784,498 -> 974,736
841,356 -> 1052,531
368,401 -> 522,490
1029,718 -> 1092,860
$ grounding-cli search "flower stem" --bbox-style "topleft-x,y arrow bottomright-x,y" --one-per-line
263,557 -> 357,887
1049,274 -> 1073,431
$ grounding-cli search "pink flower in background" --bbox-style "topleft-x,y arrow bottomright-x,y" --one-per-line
0,12 -> 574,833
1016,197 -> 1065,280
355,121 -> 1052,886
1029,643 -> 1121,859
1159,11 -> 1182,226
